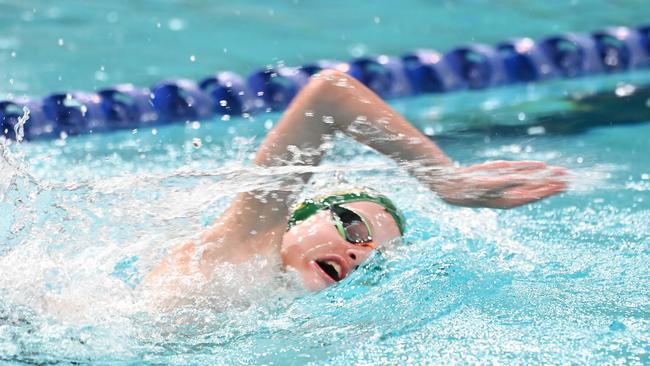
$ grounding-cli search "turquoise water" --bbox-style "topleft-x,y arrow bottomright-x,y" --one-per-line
1,1 -> 650,365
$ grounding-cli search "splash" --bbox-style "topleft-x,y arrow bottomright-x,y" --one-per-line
14,106 -> 29,143
1,110 -> 648,364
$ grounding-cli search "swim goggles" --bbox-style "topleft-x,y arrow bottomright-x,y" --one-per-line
329,204 -> 376,248
287,188 -> 406,235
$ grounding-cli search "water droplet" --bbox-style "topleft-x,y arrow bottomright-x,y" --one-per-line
94,71 -> 107,81
322,116 -> 334,124
615,83 -> 635,97
527,126 -> 545,135
222,114 -> 231,121
349,43 -> 367,58
190,55 -> 196,62
304,111 -> 314,117
168,18 -> 185,31
192,138 -> 202,148
57,38 -> 64,46
518,112 -> 526,121
219,100 -> 228,107
377,55 -> 389,64
12,106 -> 29,142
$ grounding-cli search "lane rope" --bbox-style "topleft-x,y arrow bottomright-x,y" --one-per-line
1,25 -> 649,141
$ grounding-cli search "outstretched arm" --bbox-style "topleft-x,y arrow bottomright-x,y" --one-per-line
147,69 -> 566,283
199,68 -> 458,256
201,69 -> 565,252
255,68 -> 565,206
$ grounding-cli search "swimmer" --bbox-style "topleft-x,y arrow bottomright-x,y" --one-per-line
145,69 -> 566,292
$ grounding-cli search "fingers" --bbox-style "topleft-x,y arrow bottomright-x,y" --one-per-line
461,160 -> 547,173
549,166 -> 568,177
474,169 -> 568,208
458,162 -> 568,189
487,180 -> 567,208
459,162 -> 560,183
440,160 -> 570,209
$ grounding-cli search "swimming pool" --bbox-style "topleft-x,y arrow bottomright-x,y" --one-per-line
1,1 -> 650,364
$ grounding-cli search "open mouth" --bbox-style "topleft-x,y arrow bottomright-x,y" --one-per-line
315,259 -> 344,282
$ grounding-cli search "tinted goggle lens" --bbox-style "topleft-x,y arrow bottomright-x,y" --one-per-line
330,205 -> 373,245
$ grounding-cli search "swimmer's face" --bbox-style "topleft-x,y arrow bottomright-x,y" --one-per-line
280,201 -> 401,291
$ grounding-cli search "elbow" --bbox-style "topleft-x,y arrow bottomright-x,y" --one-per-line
304,69 -> 355,105
314,68 -> 348,81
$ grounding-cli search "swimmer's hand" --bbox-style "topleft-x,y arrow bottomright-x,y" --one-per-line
436,160 -> 567,209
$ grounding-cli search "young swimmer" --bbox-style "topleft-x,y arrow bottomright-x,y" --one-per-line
145,69 -> 566,293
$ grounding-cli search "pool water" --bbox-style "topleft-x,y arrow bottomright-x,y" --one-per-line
1,1 -> 650,365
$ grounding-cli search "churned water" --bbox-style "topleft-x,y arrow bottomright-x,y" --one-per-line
1,1 -> 650,365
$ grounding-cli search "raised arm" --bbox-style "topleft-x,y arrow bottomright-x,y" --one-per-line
270,70 -> 565,202
149,69 -> 565,282
199,69 -> 457,252
201,69 -> 565,251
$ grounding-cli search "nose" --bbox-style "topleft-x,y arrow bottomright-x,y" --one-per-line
345,247 -> 370,267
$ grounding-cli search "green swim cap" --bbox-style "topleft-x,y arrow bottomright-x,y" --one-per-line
287,188 -> 406,235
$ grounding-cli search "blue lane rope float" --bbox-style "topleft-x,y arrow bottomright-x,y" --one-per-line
2,25 -> 650,141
